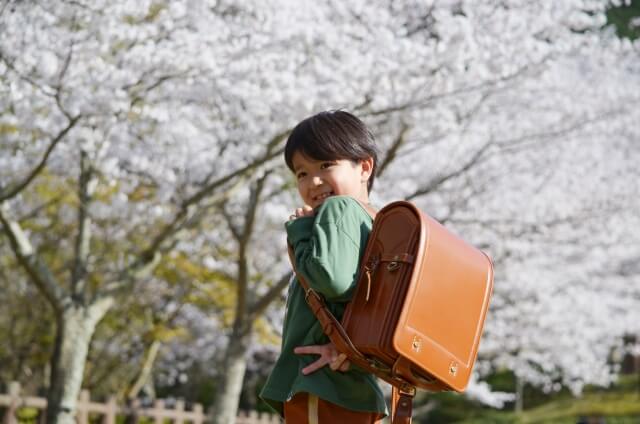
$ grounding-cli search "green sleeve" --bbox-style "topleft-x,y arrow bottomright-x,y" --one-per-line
285,196 -> 365,301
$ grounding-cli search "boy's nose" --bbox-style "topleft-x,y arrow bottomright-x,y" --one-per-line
311,176 -> 323,186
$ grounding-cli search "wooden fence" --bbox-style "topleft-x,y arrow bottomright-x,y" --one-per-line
0,382 -> 280,424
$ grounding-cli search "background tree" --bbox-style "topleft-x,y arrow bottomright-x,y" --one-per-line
607,0 -> 640,40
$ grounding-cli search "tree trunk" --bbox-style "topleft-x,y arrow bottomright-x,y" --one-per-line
211,325 -> 252,424
127,340 -> 162,400
515,375 -> 524,413
46,299 -> 112,424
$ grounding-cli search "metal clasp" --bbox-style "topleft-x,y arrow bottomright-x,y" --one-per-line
387,255 -> 400,271
449,362 -> 458,376
411,336 -> 422,352
305,288 -> 321,302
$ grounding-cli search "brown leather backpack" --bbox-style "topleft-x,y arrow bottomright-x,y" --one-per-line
290,200 -> 494,423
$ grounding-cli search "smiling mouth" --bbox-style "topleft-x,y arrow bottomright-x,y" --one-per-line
313,191 -> 334,202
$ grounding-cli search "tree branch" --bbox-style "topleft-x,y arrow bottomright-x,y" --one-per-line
222,206 -> 242,242
0,204 -> 66,313
495,110 -> 622,154
233,172 -> 272,330
111,133 -> 287,290
185,129 -> 288,208
362,58 -> 547,118
0,49 -> 57,98
240,171 -> 271,247
100,252 -> 161,297
0,115 -> 82,202
102,172 -> 248,298
150,132 -> 287,254
99,128 -> 288,299
71,150 -> 96,301
406,141 -> 491,201
377,122 -> 410,178
126,340 -> 162,400
249,271 -> 293,318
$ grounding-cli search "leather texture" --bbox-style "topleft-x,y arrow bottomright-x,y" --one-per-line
289,200 -> 494,423
390,388 -> 413,424
342,201 -> 494,393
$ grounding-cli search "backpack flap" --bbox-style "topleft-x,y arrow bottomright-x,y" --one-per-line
392,209 -> 494,392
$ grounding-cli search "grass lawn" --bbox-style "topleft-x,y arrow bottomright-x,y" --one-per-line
417,375 -> 640,424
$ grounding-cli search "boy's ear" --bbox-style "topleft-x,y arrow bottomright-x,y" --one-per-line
360,157 -> 374,182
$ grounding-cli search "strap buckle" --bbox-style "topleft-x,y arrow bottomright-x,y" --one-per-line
305,288 -> 322,303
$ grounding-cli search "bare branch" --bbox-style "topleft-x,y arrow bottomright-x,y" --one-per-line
362,58 -> 547,118
377,122 -> 410,178
140,174 -> 249,267
126,340 -> 161,400
126,71 -> 193,108
495,110 -> 622,154
234,172 -> 272,329
20,193 -> 67,221
56,17 -> 76,88
102,172 -> 249,297
95,126 -> 288,299
100,251 -> 161,297
406,141 -> 491,201
185,129 -> 288,208
249,271 -> 293,318
203,169 -> 274,339
240,171 -> 271,247
116,132 -> 288,284
406,108 -> 620,202
0,49 -> 57,98
450,204 -> 621,242
0,204 -> 66,313
0,1 -> 11,17
71,150 -> 96,301
222,206 -> 242,242
405,4 -> 437,38
0,114 -> 82,202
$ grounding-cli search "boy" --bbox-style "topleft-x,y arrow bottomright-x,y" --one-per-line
260,111 -> 387,423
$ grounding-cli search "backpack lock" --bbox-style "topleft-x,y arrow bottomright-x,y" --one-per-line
387,256 -> 401,271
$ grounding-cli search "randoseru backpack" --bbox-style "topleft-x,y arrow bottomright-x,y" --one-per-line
289,200 -> 494,424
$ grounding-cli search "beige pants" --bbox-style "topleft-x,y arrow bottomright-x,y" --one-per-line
284,392 -> 383,424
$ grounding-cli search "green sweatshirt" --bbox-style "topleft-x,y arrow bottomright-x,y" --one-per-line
260,196 -> 387,416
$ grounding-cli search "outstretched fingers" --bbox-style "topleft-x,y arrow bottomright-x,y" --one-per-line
294,343 -> 349,375
301,357 -> 328,375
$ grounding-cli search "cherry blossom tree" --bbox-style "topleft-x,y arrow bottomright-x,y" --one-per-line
0,1 -> 291,422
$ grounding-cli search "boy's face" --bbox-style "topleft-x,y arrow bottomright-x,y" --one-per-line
291,151 -> 372,209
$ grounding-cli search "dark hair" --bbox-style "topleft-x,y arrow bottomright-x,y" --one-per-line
284,110 -> 378,191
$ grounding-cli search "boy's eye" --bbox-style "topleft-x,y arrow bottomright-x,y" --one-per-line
296,172 -> 307,180
320,162 -> 335,169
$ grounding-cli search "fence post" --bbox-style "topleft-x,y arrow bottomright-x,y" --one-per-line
173,400 -> 185,424
249,410 -> 259,423
0,387 -> 279,424
77,390 -> 90,424
193,403 -> 204,424
2,382 -> 20,424
124,398 -> 140,424
103,396 -> 117,424
152,399 -> 165,424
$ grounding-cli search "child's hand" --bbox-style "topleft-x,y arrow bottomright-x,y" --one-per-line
289,205 -> 314,221
294,343 -> 351,375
